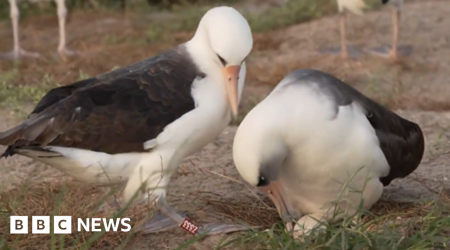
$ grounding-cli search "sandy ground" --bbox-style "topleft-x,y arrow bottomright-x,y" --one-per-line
0,1 -> 449,249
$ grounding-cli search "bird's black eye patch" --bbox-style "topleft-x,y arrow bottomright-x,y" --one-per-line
257,175 -> 269,187
217,54 -> 227,66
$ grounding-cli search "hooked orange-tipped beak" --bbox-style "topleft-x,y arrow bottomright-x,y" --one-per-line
221,65 -> 241,119
259,181 -> 294,223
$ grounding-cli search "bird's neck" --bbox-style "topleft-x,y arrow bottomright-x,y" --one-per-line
185,34 -> 217,72
184,39 -> 235,116
184,37 -> 246,124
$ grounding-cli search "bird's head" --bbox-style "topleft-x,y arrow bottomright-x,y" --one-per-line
232,106 -> 295,223
191,6 -> 253,119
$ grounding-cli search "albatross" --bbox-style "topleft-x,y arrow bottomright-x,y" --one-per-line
233,69 -> 424,237
333,0 -> 403,60
0,6 -> 253,235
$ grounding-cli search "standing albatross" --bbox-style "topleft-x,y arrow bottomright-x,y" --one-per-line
0,6 -> 253,235
332,0 -> 404,60
233,69 -> 424,238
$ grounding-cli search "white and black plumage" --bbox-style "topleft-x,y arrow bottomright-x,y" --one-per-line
335,0 -> 404,59
1,0 -> 78,60
233,69 -> 424,237
0,6 -> 253,235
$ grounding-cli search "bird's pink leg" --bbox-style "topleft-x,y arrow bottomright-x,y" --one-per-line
339,12 -> 349,59
389,9 -> 400,60
54,0 -> 80,59
366,8 -> 406,59
0,0 -> 41,60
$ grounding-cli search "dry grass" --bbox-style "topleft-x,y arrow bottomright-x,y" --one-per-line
223,190 -> 450,250
2,178 -> 448,249
0,181 -> 155,250
202,197 -> 280,230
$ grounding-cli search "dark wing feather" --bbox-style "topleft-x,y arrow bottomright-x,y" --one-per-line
30,77 -> 98,116
30,48 -> 182,116
357,102 -> 424,186
289,69 -> 425,186
0,45 -> 204,155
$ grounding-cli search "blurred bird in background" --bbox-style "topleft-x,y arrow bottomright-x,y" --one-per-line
325,0 -> 405,60
1,0 -> 81,60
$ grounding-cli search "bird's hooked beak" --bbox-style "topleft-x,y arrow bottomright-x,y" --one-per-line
222,65 -> 241,120
259,181 -> 295,224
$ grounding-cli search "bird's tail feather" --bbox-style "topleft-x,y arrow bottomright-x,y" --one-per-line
0,124 -> 25,146
0,111 -> 58,148
1,146 -> 61,159
1,146 -> 17,159
0,124 -> 25,159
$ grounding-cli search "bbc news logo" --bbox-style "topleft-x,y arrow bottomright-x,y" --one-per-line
10,216 -> 131,234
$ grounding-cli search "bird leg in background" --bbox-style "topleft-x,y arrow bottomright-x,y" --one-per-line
139,196 -> 256,235
339,12 -> 349,59
317,10 -> 361,58
389,9 -> 400,60
0,0 -> 41,60
366,8 -> 409,59
55,0 -> 81,58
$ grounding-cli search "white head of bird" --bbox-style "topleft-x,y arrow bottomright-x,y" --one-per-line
232,115 -> 289,187
188,6 -> 253,119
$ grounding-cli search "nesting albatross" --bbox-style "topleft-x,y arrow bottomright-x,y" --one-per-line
0,6 -> 253,235
233,69 -> 424,238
